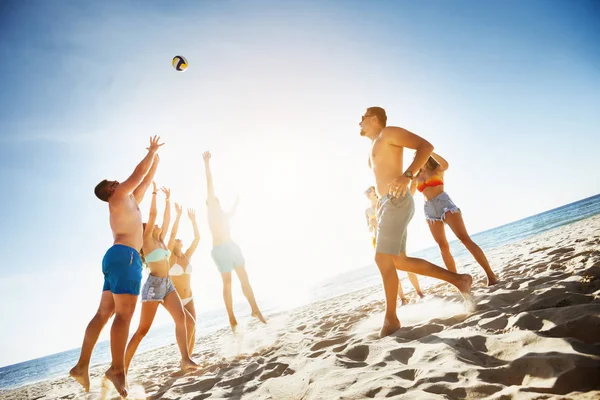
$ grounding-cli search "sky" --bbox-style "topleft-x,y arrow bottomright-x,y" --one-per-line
0,0 -> 599,367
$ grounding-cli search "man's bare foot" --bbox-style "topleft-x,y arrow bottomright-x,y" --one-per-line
379,317 -> 401,338
69,365 -> 90,392
104,367 -> 128,398
416,291 -> 425,299
455,273 -> 476,312
399,297 -> 409,306
454,273 -> 473,296
181,359 -> 201,372
252,310 -> 267,324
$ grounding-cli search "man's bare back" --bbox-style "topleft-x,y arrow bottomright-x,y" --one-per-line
207,205 -> 232,246
110,195 -> 143,250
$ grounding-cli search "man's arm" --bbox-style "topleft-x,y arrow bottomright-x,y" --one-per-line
185,208 -> 201,258
167,203 -> 183,251
133,154 -> 159,204
431,151 -> 449,172
114,136 -> 163,199
202,151 -> 216,200
384,127 -> 434,176
159,187 -> 171,242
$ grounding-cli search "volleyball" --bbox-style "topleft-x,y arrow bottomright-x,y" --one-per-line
172,55 -> 188,71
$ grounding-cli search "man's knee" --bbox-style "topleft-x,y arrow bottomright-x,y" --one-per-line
96,308 -> 115,321
375,252 -> 396,269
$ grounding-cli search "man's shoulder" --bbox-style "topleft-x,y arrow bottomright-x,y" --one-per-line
109,194 -> 136,208
381,126 -> 404,136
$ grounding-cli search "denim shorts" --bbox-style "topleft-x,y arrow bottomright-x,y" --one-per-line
141,274 -> 176,302
424,191 -> 461,222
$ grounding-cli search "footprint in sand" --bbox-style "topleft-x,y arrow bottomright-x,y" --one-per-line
310,335 -> 350,352
259,362 -> 291,381
339,344 -> 370,362
387,347 -> 416,364
548,247 -> 575,256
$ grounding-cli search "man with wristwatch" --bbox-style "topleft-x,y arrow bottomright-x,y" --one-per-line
360,106 -> 474,338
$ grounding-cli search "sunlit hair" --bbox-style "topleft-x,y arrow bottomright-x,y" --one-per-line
425,156 -> 440,170
366,106 -> 387,127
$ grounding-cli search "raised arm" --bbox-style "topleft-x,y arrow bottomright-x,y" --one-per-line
167,203 -> 183,251
185,208 -> 201,258
431,151 -> 449,172
159,187 -> 171,242
114,136 -> 164,199
202,151 -> 216,201
133,154 -> 159,204
144,181 -> 159,240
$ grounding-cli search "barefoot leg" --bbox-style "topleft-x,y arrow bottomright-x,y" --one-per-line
234,266 -> 267,323
70,290 -> 115,392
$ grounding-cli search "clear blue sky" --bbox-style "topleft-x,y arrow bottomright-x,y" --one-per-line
1,0 -> 599,367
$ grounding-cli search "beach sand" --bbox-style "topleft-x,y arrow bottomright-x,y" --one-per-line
5,215 -> 600,400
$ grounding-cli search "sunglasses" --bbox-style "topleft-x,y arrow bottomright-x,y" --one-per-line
361,114 -> 374,122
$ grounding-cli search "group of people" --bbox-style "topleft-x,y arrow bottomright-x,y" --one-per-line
359,106 -> 498,337
68,106 -> 499,397
69,140 -> 265,397
364,151 -> 498,303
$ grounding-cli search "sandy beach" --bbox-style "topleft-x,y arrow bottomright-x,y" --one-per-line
5,215 -> 600,400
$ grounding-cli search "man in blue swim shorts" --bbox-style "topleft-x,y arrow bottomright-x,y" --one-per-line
360,106 -> 474,338
69,136 -> 164,398
203,150 -> 266,332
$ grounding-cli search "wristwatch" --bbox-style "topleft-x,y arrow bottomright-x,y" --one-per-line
403,171 -> 414,179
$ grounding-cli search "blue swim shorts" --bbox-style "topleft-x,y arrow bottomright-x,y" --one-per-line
102,244 -> 143,295
211,241 -> 245,274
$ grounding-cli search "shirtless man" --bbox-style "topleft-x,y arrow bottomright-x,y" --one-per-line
202,151 -> 266,331
359,107 -> 473,337
69,136 -> 163,397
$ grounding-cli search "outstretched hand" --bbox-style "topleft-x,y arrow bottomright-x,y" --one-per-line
160,187 -> 171,199
175,202 -> 183,215
188,208 -> 196,221
152,181 -> 157,192
147,135 -> 164,153
202,151 -> 211,162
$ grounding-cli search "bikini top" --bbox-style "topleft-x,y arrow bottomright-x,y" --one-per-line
145,248 -> 171,263
417,177 -> 444,192
169,263 -> 193,276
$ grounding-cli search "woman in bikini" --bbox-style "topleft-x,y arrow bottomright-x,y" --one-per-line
365,186 -> 424,304
124,183 -> 200,372
167,205 -> 200,355
410,153 -> 498,286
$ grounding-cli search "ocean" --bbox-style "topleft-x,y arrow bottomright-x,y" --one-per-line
1,193 -> 599,391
